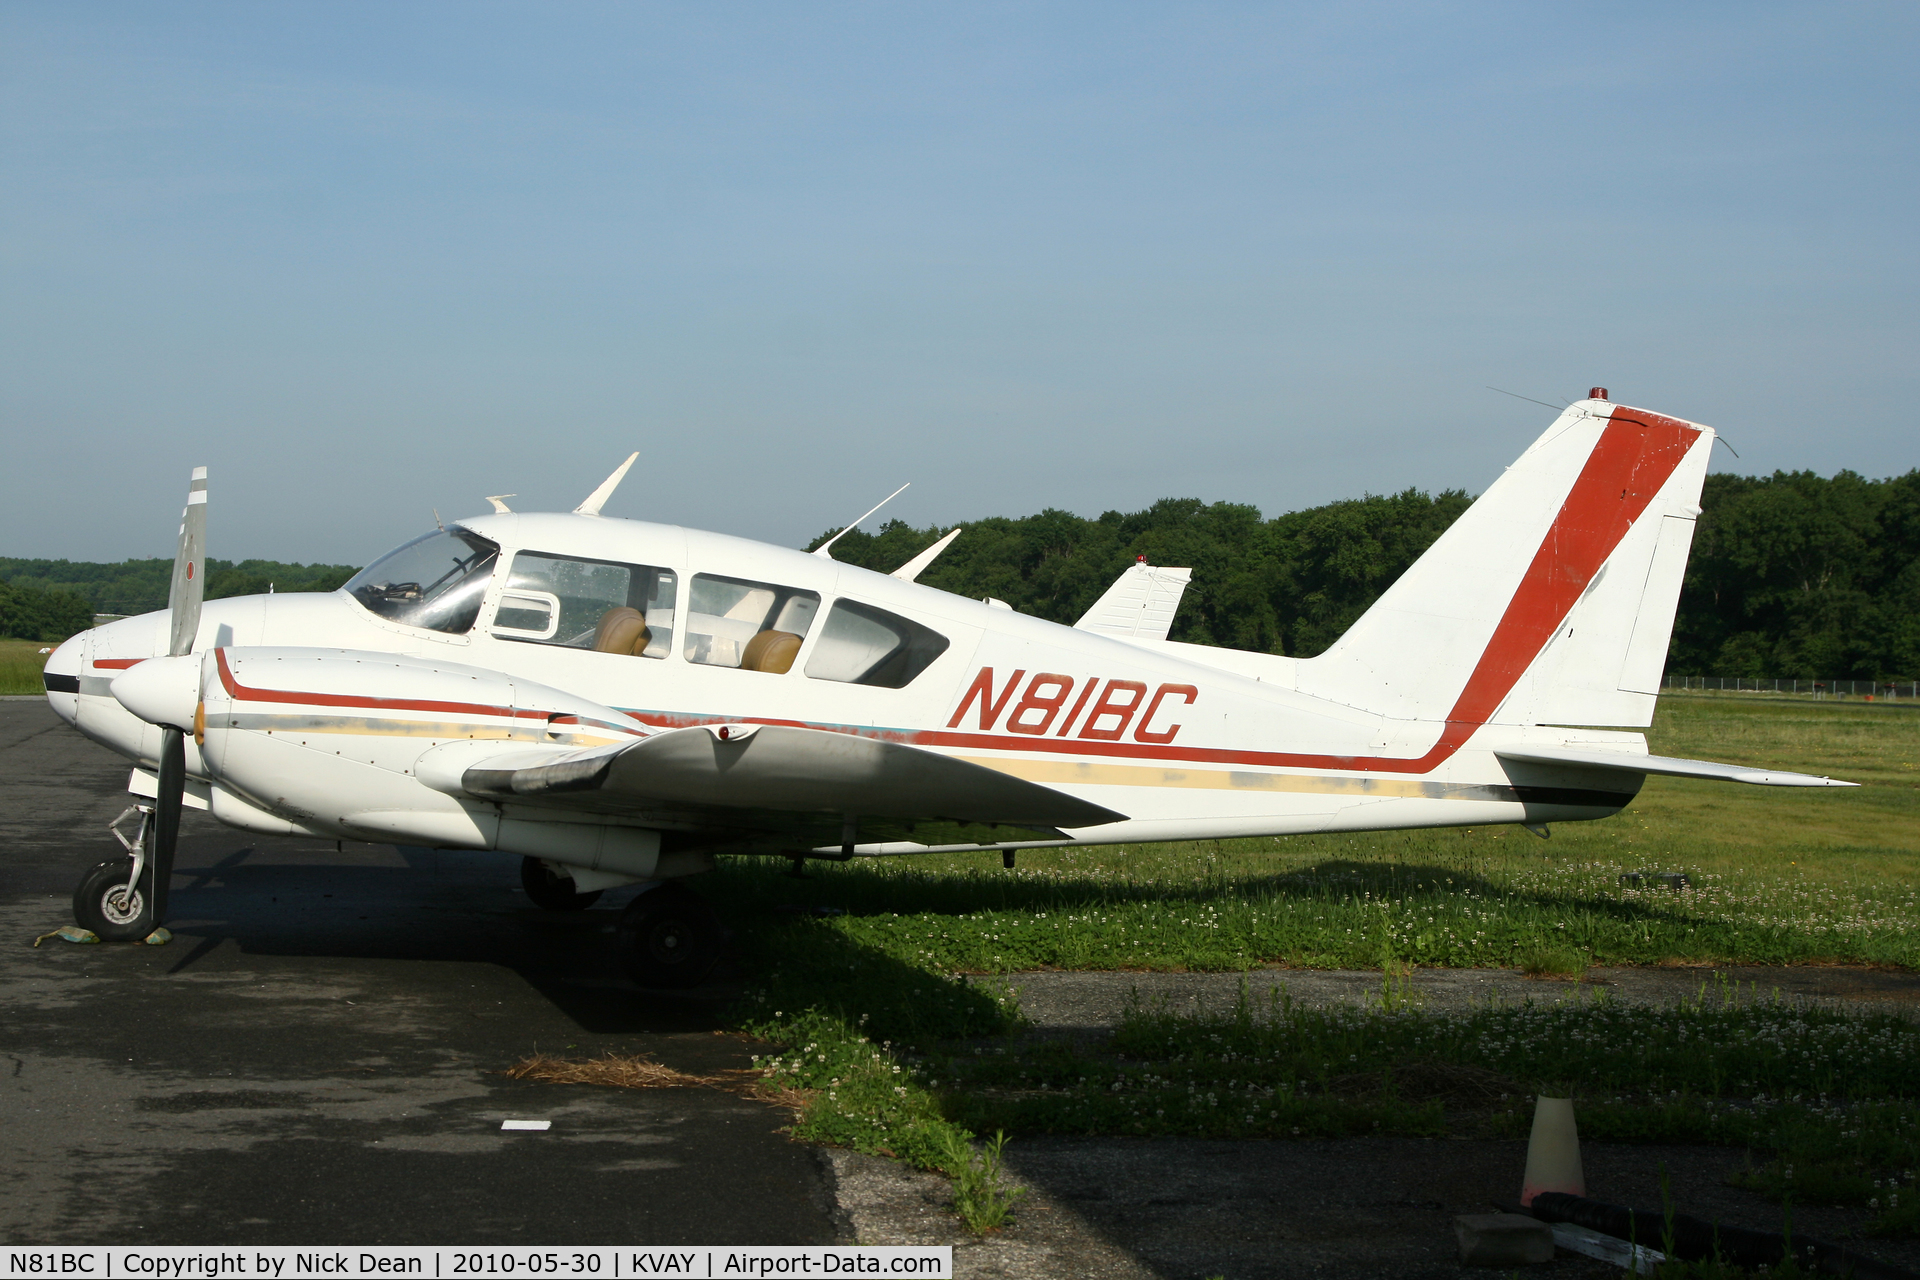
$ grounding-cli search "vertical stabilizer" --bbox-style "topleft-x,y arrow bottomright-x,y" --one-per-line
1295,398 -> 1714,729
1075,561 -> 1194,642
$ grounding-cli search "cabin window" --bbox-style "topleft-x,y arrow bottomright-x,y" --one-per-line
805,599 -> 951,689
345,528 -> 499,635
494,552 -> 677,658
684,574 -> 819,672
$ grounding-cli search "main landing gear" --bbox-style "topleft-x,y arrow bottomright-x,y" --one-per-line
518,856 -> 723,989
616,882 -> 723,990
519,856 -> 603,910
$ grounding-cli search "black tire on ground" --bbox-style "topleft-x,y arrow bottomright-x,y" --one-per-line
73,858 -> 153,942
616,882 -> 723,989
520,857 -> 603,910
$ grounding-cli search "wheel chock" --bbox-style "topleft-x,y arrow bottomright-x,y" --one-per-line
33,926 -> 101,946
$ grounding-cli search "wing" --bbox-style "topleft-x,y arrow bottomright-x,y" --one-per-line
1493,744 -> 1857,788
454,723 -> 1127,848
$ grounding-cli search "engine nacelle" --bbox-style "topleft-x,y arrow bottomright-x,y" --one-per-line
196,646 -> 653,856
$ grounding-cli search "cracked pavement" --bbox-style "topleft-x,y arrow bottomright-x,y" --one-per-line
0,699 -> 836,1245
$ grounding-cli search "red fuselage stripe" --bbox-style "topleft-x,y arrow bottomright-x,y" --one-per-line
213,648 -> 531,721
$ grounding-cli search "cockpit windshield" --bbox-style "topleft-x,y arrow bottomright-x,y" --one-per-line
344,529 -> 499,635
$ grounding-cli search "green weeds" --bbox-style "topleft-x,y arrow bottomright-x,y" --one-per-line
711,853 -> 1920,975
941,1130 -> 1026,1234
732,938 -> 1920,1235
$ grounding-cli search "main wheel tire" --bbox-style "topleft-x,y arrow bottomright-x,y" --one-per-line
520,857 -> 602,910
73,859 -> 153,942
616,882 -> 722,989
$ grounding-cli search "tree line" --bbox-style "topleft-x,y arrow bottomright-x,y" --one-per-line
4,470 -> 1914,679
1670,470 -> 1919,680
813,468 -> 1919,682
0,557 -> 356,642
810,489 -> 1475,661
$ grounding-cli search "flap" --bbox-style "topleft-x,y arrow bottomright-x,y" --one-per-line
1494,745 -> 1857,788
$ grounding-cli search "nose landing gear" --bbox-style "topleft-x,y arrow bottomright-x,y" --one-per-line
73,805 -> 157,941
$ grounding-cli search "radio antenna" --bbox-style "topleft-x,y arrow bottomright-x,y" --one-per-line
813,482 -> 910,559
1486,386 -> 1570,411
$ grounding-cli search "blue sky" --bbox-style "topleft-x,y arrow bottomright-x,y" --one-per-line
3,2 -> 1914,564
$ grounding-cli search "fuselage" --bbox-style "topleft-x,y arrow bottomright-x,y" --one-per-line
43,509 -> 1644,858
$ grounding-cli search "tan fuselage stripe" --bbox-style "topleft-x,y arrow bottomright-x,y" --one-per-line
222,712 -> 629,747
954,753 -> 1479,800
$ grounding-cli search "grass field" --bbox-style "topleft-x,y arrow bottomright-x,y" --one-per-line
712,694 -> 1920,973
0,638 -> 54,695
680,695 -> 1920,1227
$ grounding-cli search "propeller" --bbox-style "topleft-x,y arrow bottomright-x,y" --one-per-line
141,467 -> 208,927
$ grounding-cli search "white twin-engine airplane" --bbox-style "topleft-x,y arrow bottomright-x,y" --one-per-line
43,390 -> 1853,986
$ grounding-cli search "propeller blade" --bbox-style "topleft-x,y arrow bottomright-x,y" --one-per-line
148,727 -> 185,925
149,466 -> 205,930
167,466 -> 208,658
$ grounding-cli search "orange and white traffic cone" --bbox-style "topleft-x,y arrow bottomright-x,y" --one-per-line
1520,1095 -> 1584,1206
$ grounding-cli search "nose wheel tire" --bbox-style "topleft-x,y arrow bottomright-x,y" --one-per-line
73,859 -> 154,942
616,883 -> 722,989
520,857 -> 603,910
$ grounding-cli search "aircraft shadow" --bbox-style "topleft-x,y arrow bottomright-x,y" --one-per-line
158,841 -> 1011,1039
153,821 -> 1700,1043
707,853 -> 1698,935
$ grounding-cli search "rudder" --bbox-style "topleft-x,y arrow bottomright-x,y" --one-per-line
1295,396 -> 1714,730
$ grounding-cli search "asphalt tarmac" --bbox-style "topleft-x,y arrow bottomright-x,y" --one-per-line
0,698 -> 838,1246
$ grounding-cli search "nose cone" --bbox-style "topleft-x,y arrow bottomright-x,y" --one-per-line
111,653 -> 202,733
43,633 -> 84,724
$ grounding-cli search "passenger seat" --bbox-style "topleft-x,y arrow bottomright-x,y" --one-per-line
593,607 -> 652,656
739,630 -> 802,673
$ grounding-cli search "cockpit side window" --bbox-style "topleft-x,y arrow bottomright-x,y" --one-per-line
805,599 -> 951,688
685,574 -> 820,672
344,529 -> 499,635
493,552 -> 677,657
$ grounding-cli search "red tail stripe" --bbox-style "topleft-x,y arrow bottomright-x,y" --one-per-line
1406,404 -> 1702,767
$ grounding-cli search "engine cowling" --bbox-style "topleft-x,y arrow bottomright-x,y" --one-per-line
195,646 -> 649,851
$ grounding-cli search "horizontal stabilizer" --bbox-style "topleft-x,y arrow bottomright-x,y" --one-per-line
1075,562 -> 1193,642
1494,745 -> 1857,788
463,723 -> 1127,827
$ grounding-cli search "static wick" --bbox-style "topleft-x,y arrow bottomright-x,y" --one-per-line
1486,386 -> 1571,412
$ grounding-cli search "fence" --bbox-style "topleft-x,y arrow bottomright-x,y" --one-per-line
1661,675 -> 1918,700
